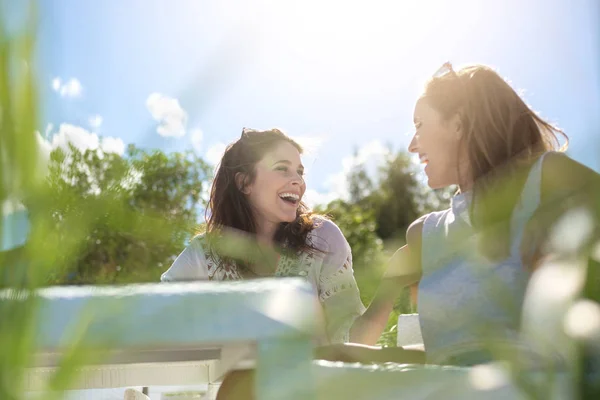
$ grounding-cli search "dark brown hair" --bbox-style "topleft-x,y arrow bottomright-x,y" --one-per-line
203,128 -> 323,272
422,64 -> 568,260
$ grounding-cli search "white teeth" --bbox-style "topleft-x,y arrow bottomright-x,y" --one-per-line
279,192 -> 300,201
419,155 -> 429,164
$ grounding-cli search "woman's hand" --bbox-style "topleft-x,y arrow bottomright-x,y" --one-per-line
348,245 -> 421,345
314,342 -> 426,364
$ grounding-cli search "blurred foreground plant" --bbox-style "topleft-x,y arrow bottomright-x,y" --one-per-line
0,3 -> 123,398
0,1 -> 45,397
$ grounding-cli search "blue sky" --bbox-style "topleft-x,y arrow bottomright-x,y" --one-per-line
34,0 -> 600,205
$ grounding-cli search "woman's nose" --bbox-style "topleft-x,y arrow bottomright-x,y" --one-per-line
290,173 -> 303,185
408,133 -> 418,153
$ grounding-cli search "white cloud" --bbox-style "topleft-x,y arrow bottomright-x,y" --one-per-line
190,128 -> 203,153
205,142 -> 227,166
323,171 -> 349,200
301,140 -> 392,208
302,189 -> 339,208
36,130 -> 52,169
52,77 -> 82,98
50,123 -> 100,153
101,136 -> 126,156
89,114 -> 103,129
36,124 -> 131,195
51,78 -> 61,91
146,92 -> 187,137
62,79 -> 82,97
290,135 -> 324,155
340,140 -> 390,172
41,123 -> 125,156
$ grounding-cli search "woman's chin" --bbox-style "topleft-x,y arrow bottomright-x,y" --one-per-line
283,213 -> 298,223
426,175 -> 443,190
426,177 -> 453,191
424,167 -> 442,189
276,211 -> 298,224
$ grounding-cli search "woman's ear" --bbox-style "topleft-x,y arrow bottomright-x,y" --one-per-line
451,113 -> 463,139
235,172 -> 251,194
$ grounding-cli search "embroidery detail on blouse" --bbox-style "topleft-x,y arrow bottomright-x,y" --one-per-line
274,252 -> 299,276
274,251 -> 315,288
196,235 -> 242,281
318,254 -> 359,302
199,235 -> 313,282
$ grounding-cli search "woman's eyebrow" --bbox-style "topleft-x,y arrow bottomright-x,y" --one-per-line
272,160 -> 304,170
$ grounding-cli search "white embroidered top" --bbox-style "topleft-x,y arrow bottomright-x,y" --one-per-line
161,218 -> 366,344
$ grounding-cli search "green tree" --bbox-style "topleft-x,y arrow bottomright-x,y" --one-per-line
34,143 -> 211,285
347,148 -> 375,204
354,150 -> 453,241
370,151 -> 421,240
317,200 -> 383,269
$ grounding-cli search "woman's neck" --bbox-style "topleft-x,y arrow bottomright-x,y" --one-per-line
458,177 -> 474,193
255,220 -> 278,245
457,160 -> 474,193
244,219 -> 280,278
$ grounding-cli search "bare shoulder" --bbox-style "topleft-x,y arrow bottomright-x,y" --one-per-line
384,215 -> 428,279
540,151 -> 600,201
406,214 -> 427,249
407,214 -> 429,270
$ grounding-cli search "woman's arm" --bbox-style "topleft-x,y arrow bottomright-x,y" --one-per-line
349,216 -> 425,345
312,220 -> 366,344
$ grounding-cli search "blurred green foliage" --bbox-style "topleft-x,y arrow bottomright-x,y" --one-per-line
0,2 -> 86,398
32,144 -> 211,285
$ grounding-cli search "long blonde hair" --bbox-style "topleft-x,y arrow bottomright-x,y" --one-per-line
422,63 -> 568,260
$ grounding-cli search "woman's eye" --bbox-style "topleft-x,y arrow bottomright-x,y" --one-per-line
297,170 -> 305,177
275,166 -> 288,172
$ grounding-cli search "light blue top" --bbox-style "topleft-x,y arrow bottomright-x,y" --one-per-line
418,153 -> 549,365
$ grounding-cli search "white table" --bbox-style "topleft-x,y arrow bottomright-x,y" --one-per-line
17,279 -> 317,400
